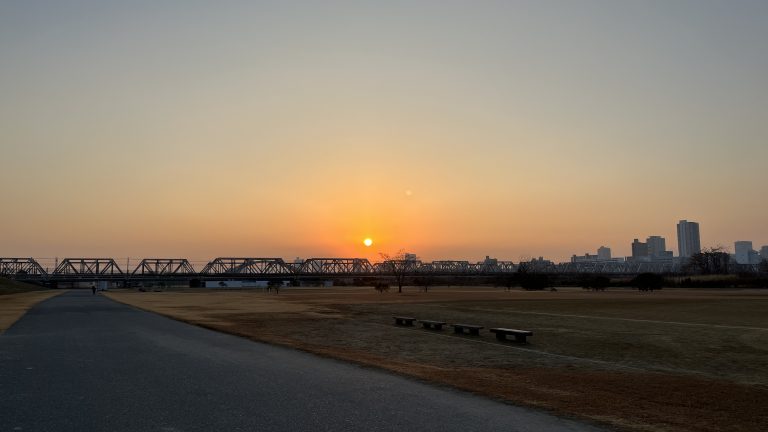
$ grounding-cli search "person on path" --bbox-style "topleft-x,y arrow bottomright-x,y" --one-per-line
91,284 -> 96,295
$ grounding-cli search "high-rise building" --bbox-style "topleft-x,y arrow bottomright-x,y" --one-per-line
597,246 -> 611,260
646,236 -> 667,258
734,241 -> 760,264
677,220 -> 701,258
632,239 -> 648,259
761,246 -> 768,260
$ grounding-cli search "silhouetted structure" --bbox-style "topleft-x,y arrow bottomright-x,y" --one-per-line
646,236 -> 672,260
597,246 -> 611,260
687,247 -> 730,274
677,220 -> 701,258
631,239 -> 649,260
734,241 -> 760,264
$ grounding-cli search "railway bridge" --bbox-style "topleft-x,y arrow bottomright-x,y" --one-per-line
0,257 -> 760,285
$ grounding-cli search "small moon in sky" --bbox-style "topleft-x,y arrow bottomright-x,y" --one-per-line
364,238 -> 373,247
405,189 -> 413,196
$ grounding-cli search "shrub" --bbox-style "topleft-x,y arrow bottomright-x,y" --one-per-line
578,275 -> 609,291
495,273 -> 518,291
520,273 -> 551,290
632,273 -> 664,291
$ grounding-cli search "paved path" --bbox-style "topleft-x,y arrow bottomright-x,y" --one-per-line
0,291 -> 603,432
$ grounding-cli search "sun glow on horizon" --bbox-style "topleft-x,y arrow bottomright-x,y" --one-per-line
1,2 -> 767,260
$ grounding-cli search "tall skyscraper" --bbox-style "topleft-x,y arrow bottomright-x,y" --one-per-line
646,236 -> 667,258
677,220 -> 701,258
761,246 -> 768,261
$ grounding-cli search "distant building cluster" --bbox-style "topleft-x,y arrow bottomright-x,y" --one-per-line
734,241 -> 765,265
629,235 -> 673,262
571,246 -> 621,263
566,219 -> 766,266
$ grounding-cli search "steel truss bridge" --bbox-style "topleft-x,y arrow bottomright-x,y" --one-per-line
0,257 -> 761,283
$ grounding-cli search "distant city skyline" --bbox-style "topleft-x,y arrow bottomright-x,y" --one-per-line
1,1 -> 767,261
566,220 -> 765,264
1,215 -> 766,264
13,220 -> 768,268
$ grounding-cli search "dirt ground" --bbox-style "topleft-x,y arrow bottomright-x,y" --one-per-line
0,290 -> 62,333
106,286 -> 768,432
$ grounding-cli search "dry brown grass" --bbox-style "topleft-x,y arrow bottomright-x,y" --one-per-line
0,290 -> 62,333
106,287 -> 768,432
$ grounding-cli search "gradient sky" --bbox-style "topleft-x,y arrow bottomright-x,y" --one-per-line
1,0 -> 767,264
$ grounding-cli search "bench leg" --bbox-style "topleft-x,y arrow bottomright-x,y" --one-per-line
515,335 -> 527,343
495,333 -> 506,341
454,327 -> 462,334
470,329 -> 479,336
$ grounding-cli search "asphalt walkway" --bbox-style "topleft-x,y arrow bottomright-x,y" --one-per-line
0,290 -> 603,431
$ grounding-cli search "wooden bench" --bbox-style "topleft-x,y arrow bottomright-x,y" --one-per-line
393,316 -> 417,326
452,323 -> 483,336
418,320 -> 446,330
490,328 -> 533,343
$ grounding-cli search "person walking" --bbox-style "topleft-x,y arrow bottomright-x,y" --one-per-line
91,284 -> 96,295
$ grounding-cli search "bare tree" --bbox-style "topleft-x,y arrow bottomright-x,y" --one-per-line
686,246 -> 730,275
379,250 -> 419,294
495,273 -> 518,291
413,274 -> 436,293
517,255 -> 533,274
373,281 -> 390,294
759,259 -> 768,274
267,279 -> 282,294
516,257 -> 552,290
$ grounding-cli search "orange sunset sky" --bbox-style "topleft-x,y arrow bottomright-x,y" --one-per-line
1,1 -> 767,264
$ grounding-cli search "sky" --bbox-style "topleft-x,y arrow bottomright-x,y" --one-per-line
1,0 -> 767,265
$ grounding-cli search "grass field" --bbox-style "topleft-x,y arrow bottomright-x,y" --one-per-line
0,277 -> 47,295
106,286 -> 768,432
0,278 -> 60,333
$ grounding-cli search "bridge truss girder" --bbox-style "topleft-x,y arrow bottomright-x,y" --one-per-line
200,258 -> 293,275
471,261 -> 519,274
300,258 -> 373,275
375,259 -> 422,275
416,260 -> 474,274
54,258 -> 123,276
555,261 -> 679,274
132,259 -> 196,276
0,258 -> 48,278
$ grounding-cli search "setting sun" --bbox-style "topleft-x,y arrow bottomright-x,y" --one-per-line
363,238 -> 373,247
